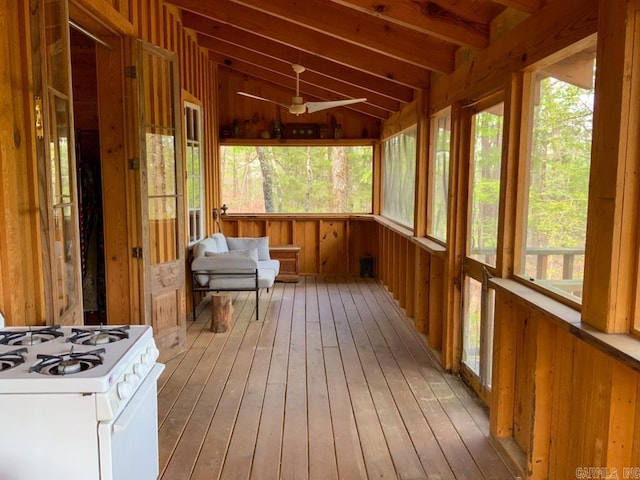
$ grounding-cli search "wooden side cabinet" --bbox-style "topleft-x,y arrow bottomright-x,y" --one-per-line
269,245 -> 301,282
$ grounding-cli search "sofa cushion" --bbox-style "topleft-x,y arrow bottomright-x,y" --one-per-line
208,268 -> 275,290
205,248 -> 259,262
258,259 -> 280,277
226,236 -> 271,260
211,232 -> 229,253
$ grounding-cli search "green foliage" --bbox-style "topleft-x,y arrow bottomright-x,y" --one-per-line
220,145 -> 373,213
382,127 -> 417,228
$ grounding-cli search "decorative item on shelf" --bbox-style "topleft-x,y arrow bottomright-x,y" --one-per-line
212,208 -> 221,232
318,124 -> 329,139
270,120 -> 282,139
260,130 -> 271,139
334,124 -> 342,139
284,123 -> 319,139
219,125 -> 232,138
221,204 -> 228,215
232,119 -> 240,138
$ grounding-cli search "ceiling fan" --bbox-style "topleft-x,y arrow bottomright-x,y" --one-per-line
238,64 -> 367,115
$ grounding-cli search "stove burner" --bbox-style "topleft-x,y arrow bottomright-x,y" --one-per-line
29,348 -> 106,376
0,347 -> 28,372
67,326 -> 130,345
0,326 -> 63,346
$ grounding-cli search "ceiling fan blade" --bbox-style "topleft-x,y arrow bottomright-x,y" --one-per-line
305,98 -> 367,114
237,91 -> 290,109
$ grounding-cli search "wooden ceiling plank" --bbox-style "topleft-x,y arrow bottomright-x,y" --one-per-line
182,12 -> 414,103
228,0 -> 456,71
168,0 -> 433,87
328,0 -> 490,49
198,34 -> 401,113
216,60 -> 391,120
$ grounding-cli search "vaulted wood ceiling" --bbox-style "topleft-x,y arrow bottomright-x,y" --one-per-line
167,0 -> 544,120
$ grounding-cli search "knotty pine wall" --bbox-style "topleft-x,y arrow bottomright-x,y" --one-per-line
220,215 -> 378,276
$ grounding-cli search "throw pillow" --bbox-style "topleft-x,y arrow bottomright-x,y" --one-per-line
226,236 -> 271,260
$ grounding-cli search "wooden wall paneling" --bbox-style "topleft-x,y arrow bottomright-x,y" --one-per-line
512,304 -> 533,453
633,380 -> 640,467
583,1 -> 640,333
392,232 -> 400,299
346,218 -> 367,275
319,220 -> 348,275
606,362 -> 637,470
96,36 -> 133,325
266,219 -> 293,246
405,241 -> 415,317
295,220 -> 319,275
398,237 -> 407,307
0,0 -> 45,326
563,339 -> 595,473
527,315 -> 555,479
547,327 -> 576,479
427,256 -> 444,350
576,344 -> 612,472
413,247 -> 429,334
489,292 -> 517,438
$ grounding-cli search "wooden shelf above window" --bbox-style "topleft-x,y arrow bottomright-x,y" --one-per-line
218,138 -> 378,147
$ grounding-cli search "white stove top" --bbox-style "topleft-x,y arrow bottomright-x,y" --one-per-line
0,325 -> 157,395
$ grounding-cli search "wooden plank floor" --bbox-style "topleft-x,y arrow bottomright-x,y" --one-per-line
157,277 -> 520,480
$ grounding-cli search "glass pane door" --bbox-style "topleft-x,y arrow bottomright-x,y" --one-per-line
34,0 -> 82,324
461,100 -> 504,397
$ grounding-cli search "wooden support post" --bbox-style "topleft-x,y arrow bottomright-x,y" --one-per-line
211,293 -> 233,332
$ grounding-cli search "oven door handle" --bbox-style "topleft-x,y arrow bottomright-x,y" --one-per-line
113,363 -> 164,433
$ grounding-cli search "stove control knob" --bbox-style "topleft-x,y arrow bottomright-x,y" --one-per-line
117,381 -> 134,400
134,362 -> 148,377
146,346 -> 160,362
141,353 -> 154,368
126,373 -> 140,388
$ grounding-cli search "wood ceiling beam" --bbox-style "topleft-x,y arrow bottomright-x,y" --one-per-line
198,34 -> 401,113
327,0 -> 490,49
491,0 -> 544,14
214,57 -> 391,120
169,0 -> 432,87
182,12 -> 414,103
228,0 -> 456,72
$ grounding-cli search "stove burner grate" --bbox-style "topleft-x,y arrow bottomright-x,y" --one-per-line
0,326 -> 63,346
0,347 -> 28,372
67,326 -> 130,345
29,347 -> 106,375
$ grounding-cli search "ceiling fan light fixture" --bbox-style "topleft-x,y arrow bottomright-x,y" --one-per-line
289,103 -> 306,115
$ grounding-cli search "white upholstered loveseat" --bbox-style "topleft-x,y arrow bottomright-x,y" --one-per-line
190,233 -> 280,320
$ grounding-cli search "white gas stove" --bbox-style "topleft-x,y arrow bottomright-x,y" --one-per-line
0,325 -> 164,480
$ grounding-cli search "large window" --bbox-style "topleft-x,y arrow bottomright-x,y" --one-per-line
428,110 -> 451,242
518,44 -> 596,302
468,103 -> 504,266
219,145 -> 373,213
382,126 -> 417,228
185,103 -> 204,243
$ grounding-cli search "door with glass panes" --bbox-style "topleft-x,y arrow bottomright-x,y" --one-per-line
461,99 -> 504,401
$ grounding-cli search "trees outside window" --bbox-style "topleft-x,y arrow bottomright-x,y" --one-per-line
219,145 -> 373,214
518,45 -> 596,302
382,127 -> 417,228
428,111 -> 451,242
